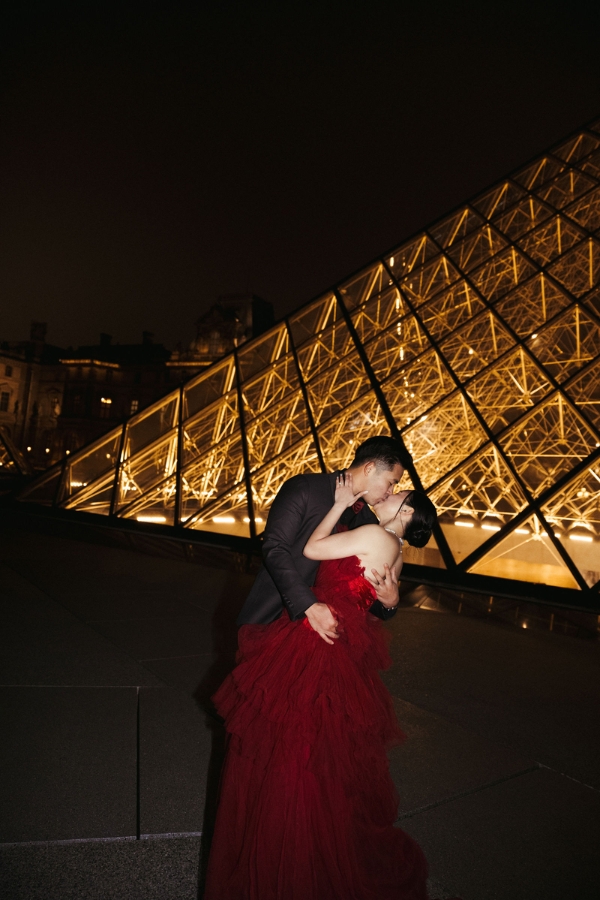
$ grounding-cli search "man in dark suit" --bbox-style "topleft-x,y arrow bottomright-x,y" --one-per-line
237,436 -> 407,643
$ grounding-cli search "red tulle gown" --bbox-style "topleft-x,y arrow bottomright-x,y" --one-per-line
204,556 -> 429,900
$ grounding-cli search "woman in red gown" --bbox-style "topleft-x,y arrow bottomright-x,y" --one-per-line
204,475 -> 437,900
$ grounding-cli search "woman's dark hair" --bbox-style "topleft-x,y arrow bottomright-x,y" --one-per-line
397,490 -> 437,548
350,435 -> 409,471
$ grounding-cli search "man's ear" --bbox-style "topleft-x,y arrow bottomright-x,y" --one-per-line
363,461 -> 374,477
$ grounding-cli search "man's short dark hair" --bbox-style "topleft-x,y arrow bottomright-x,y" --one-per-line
349,435 -> 409,471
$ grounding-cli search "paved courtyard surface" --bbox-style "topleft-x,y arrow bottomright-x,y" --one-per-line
1,517 -> 599,899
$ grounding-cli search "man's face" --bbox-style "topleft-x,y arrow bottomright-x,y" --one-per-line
362,462 -> 404,505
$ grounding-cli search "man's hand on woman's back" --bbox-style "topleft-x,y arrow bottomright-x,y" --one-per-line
305,601 -> 339,645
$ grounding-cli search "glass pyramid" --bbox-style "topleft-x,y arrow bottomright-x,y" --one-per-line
0,426 -> 33,477
17,119 -> 600,597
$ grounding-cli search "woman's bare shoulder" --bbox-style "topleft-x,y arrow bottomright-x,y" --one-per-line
359,524 -> 397,548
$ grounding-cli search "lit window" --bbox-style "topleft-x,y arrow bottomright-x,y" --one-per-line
100,397 -> 113,419
130,399 -> 139,415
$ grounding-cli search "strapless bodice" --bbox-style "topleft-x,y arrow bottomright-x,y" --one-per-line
312,555 -> 377,612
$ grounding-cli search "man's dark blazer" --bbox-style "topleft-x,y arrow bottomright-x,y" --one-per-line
236,470 -> 398,626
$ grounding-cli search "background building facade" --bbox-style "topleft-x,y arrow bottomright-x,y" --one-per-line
2,295 -> 273,467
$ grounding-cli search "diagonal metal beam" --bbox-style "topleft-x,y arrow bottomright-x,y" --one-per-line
334,288 -> 456,570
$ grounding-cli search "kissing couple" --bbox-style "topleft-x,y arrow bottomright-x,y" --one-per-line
204,435 -> 452,900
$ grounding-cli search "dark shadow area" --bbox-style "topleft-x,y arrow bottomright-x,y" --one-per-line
196,714 -> 227,899
193,567 -> 253,898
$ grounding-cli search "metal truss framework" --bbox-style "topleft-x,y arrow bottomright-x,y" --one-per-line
18,119 -> 600,605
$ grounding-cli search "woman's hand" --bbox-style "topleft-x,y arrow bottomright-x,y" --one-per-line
335,471 -> 368,510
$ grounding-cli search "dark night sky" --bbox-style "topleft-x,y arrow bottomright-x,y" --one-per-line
1,1 -> 599,351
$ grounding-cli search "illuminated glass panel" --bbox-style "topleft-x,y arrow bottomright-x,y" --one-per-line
237,324 -> 289,382
245,391 -> 311,472
399,256 -> 461,306
470,247 -> 536,302
431,443 -> 528,563
499,394 -> 598,496
513,156 -> 566,191
339,262 -> 393,313
180,428 -> 244,517
494,274 -> 571,337
115,430 -> 179,514
362,314 -> 431,382
540,462 -> 600,587
295,317 -> 355,383
438,311 -> 515,382
384,234 -> 439,274
553,132 -> 600,163
418,282 -> 485,340
536,170 -> 597,209
564,186 -> 600,233
184,357 -> 235,419
579,151 -> 600,182
548,237 -> 600,297
565,358 -> 600,430
241,352 -> 300,421
381,349 -> 454,427
288,293 -> 338,348
306,352 -> 370,426
120,476 -> 177,526
187,486 -> 251,538
429,207 -> 485,248
527,305 -> 600,382
584,287 -> 600,320
466,348 -> 551,434
446,225 -> 507,273
494,197 -> 553,241
249,436 -> 323,532
64,474 -> 115,517
349,285 -> 411,343
58,429 -> 122,504
317,392 -> 388,472
124,394 -> 179,458
518,216 -> 584,266
182,390 -> 239,486
472,181 -> 526,218
402,392 -> 487,488
468,514 -> 580,590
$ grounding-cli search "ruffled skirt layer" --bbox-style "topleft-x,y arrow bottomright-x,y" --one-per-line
204,605 -> 428,899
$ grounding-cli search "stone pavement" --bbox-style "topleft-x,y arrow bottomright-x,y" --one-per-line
1,518 -> 599,899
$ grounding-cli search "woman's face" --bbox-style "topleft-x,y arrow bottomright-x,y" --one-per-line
374,490 -> 414,526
